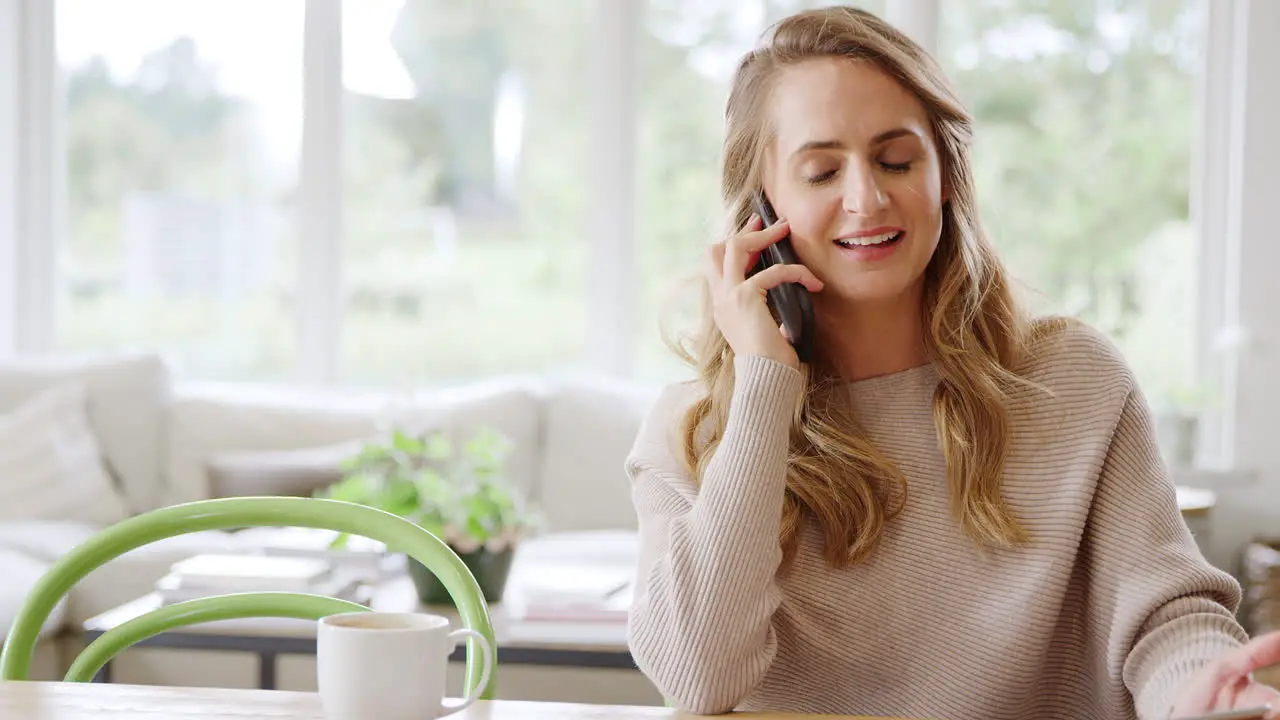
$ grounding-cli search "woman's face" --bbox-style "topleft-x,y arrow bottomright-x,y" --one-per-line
762,57 -> 945,307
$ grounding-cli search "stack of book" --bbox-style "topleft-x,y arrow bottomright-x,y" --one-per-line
503,531 -> 639,623
512,564 -> 632,623
231,526 -> 399,583
155,553 -> 364,605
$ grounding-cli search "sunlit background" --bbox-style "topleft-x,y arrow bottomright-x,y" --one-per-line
53,0 -> 1202,411
6,0 -> 1280,701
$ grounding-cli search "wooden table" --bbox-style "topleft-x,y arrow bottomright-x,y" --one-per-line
0,681 -> 903,719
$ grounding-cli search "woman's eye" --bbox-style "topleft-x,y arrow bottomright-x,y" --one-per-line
880,160 -> 912,174
804,169 -> 837,185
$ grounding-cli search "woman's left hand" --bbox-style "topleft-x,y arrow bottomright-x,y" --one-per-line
1169,631 -> 1280,718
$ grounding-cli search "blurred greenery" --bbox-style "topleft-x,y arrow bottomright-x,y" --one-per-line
938,0 -> 1204,408
316,425 -> 539,551
59,25 -> 297,380
635,0 -> 1204,407
57,0 -> 1204,408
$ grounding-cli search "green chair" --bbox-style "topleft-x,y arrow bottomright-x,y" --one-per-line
0,496 -> 496,698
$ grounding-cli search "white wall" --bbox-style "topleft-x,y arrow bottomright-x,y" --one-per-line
1203,0 -> 1280,577
0,0 -> 20,356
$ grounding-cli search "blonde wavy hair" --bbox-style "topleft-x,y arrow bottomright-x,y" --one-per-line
665,6 -> 1057,568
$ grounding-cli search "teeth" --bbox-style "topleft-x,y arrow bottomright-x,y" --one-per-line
837,232 -> 899,247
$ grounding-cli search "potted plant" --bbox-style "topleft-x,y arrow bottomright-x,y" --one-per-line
315,424 -> 539,605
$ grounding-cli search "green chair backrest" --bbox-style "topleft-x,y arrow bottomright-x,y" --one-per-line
0,496 -> 496,698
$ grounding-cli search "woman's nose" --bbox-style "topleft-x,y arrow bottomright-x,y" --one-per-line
841,164 -> 889,216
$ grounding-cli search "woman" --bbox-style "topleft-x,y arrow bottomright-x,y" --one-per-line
625,6 -> 1280,720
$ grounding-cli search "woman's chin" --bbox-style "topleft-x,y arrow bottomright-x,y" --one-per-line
815,277 -> 922,308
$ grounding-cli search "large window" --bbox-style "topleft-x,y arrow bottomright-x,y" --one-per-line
341,0 -> 591,386
32,0 -> 1210,414
939,0 -> 1205,415
55,0 -> 303,380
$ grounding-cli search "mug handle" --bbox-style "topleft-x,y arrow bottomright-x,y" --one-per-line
439,628 -> 493,716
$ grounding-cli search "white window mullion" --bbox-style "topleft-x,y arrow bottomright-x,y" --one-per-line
0,0 -> 20,356
1193,0 -> 1243,469
24,0 -> 59,356
587,0 -> 640,377
1227,0 -> 1280,475
297,0 -> 344,385
0,0 -> 58,356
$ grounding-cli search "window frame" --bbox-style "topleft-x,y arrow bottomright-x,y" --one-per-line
0,0 -> 58,356
1,0 -> 1272,481
298,0 -> 344,385
0,0 -> 17,355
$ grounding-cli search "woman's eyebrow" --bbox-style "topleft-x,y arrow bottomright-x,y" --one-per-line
789,127 -> 920,159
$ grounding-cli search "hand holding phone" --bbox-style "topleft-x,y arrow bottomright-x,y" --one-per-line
748,191 -> 817,364
705,193 -> 823,370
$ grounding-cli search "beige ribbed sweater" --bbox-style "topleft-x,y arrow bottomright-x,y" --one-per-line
625,322 -> 1247,719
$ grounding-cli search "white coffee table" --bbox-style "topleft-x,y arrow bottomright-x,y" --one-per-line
82,532 -> 638,690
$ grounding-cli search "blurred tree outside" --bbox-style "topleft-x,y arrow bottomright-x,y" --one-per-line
634,0 -> 1206,414
60,31 -> 297,379
939,0 -> 1204,410
339,0 -> 592,385
67,40 -> 237,262
58,0 -> 1206,407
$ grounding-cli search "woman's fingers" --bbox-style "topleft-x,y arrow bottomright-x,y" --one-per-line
742,262 -> 824,295
1214,633 -> 1280,687
702,213 -> 818,369
1172,633 -> 1280,718
723,215 -> 792,285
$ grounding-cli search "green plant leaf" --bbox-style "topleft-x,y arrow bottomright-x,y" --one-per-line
315,422 -> 534,546
392,429 -> 424,454
465,515 -> 488,542
435,430 -> 453,451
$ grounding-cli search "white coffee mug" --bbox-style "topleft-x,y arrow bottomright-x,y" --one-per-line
316,611 -> 493,720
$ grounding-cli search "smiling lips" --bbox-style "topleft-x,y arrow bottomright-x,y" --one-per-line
834,226 -> 904,249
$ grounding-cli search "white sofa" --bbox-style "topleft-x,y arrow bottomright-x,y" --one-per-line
0,353 -> 663,685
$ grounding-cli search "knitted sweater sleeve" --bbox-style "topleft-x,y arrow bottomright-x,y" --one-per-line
1090,384 -> 1248,719
624,356 -> 804,715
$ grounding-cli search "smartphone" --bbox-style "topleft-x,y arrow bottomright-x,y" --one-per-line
749,190 -> 816,364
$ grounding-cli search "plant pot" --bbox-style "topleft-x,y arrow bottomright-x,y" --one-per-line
407,545 -> 516,606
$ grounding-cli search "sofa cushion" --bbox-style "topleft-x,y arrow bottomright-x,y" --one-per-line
0,353 -> 169,514
204,439 -> 358,498
0,520 -> 245,624
535,376 -> 661,532
167,378 -> 543,505
0,383 -> 130,524
0,547 -> 67,642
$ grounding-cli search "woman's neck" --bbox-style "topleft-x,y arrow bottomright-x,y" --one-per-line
815,289 -> 928,382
